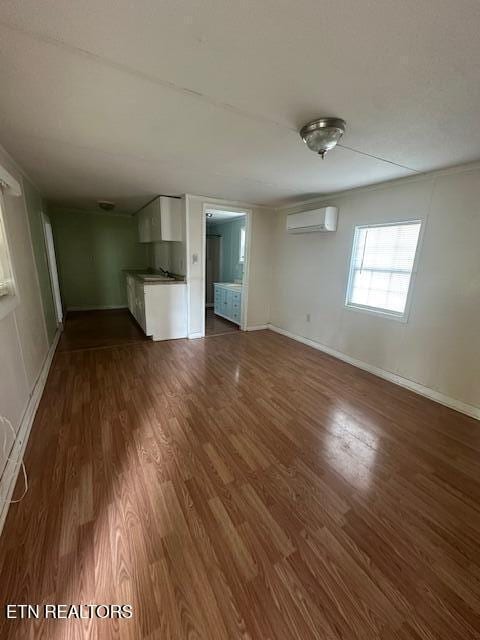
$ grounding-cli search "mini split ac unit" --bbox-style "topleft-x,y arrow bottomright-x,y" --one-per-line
286,206 -> 338,233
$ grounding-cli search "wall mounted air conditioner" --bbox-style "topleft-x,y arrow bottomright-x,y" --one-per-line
286,206 -> 338,233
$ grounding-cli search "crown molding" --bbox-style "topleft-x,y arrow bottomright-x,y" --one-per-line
275,159 -> 480,213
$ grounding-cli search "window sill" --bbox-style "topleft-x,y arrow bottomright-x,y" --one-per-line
344,302 -> 409,323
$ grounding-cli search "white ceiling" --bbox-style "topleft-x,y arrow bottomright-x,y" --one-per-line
0,1 -> 479,213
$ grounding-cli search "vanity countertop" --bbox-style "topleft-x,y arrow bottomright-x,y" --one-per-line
213,282 -> 243,291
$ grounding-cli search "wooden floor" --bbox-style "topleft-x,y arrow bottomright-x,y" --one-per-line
1,324 -> 480,639
205,307 -> 239,336
58,309 -> 148,352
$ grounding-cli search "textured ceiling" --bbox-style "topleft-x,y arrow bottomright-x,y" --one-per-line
0,1 -> 479,212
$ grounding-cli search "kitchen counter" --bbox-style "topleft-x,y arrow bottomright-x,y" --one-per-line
124,270 -> 186,285
125,271 -> 187,340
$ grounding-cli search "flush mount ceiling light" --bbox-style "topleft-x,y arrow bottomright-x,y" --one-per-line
300,117 -> 346,159
98,200 -> 115,211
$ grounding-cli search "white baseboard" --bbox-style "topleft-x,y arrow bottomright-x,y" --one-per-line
188,331 -> 204,340
246,324 -> 268,331
267,324 -> 480,421
67,305 -> 128,311
0,328 -> 61,537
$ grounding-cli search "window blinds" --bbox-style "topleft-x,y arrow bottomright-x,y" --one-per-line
346,221 -> 421,316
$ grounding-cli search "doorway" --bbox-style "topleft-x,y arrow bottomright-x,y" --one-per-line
202,205 -> 250,337
42,212 -> 63,326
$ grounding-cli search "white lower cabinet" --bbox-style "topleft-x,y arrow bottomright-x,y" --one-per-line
126,275 -> 187,340
213,284 -> 242,325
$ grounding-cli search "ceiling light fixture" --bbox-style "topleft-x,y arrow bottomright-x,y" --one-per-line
98,200 -> 115,211
206,212 -> 213,218
300,117 -> 346,159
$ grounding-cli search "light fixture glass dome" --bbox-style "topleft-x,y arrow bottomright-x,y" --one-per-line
300,117 -> 346,158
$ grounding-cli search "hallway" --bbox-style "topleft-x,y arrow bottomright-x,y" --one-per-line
58,309 -> 148,352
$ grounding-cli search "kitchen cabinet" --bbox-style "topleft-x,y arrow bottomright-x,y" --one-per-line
137,196 -> 182,243
126,274 -> 187,340
138,208 -> 152,243
214,284 -> 242,325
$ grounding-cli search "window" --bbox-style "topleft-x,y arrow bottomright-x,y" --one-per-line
239,227 -> 246,263
0,192 -> 14,299
345,220 -> 422,320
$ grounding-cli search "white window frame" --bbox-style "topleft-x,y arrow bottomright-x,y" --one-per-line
345,219 -> 423,323
239,226 -> 246,264
0,188 -> 19,321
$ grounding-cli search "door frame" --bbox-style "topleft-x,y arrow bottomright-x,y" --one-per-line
205,233 -> 223,308
42,212 -> 63,325
201,203 -> 252,336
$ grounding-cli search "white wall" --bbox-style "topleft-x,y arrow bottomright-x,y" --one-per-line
270,165 -> 480,411
185,194 -> 274,336
0,144 -> 51,477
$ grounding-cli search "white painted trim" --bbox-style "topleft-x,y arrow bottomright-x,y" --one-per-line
66,305 -> 128,311
186,193 -> 271,211
275,160 -> 480,213
200,203 -> 251,337
0,141 -> 42,192
0,163 -> 22,197
0,329 -> 61,537
344,219 -> 425,324
188,331 -> 203,340
246,324 -> 268,331
267,324 -> 480,421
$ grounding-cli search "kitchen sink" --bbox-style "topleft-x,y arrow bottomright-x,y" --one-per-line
139,274 -> 175,281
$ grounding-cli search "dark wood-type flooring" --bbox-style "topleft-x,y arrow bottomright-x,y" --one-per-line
1,315 -> 480,639
58,309 -> 148,352
205,307 -> 239,337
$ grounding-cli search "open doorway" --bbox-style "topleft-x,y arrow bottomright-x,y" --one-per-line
42,212 -> 63,326
203,205 -> 250,337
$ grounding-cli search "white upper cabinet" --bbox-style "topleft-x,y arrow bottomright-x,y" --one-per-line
138,207 -> 152,242
138,196 -> 182,243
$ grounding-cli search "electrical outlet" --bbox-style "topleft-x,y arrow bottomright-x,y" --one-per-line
306,313 -> 311,322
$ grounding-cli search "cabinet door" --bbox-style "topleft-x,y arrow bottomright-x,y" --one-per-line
160,197 -> 182,241
126,276 -> 135,314
137,295 -> 146,333
133,281 -> 142,325
224,289 -> 233,319
231,292 -> 241,323
214,285 -> 221,315
138,208 -> 152,243
150,199 -> 163,242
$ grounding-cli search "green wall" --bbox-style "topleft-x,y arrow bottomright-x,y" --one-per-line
23,181 -> 58,344
209,217 -> 245,282
50,209 -> 149,310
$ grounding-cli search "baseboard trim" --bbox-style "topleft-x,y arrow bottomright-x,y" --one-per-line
246,324 -> 268,331
188,331 -> 204,340
267,324 -> 480,421
67,305 -> 128,311
0,328 -> 61,537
